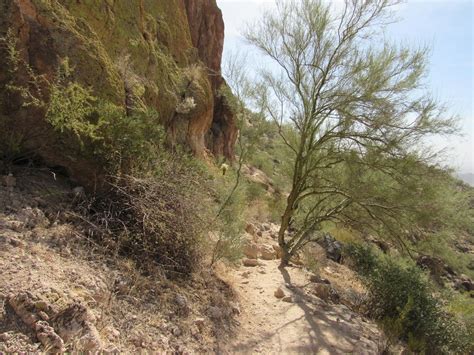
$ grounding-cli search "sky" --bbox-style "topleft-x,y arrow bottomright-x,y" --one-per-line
216,0 -> 474,174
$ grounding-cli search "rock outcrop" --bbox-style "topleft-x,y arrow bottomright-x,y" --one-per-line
183,0 -> 237,160
0,0 -> 236,188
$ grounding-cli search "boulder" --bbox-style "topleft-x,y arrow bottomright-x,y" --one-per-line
416,255 -> 455,285
312,283 -> 331,301
35,321 -> 64,353
455,275 -> 474,292
15,207 -> 49,229
259,245 -> 277,260
317,234 -> 343,263
8,293 -> 101,352
312,283 -> 339,303
243,242 -> 259,259
242,258 -> 259,267
53,303 -> 102,352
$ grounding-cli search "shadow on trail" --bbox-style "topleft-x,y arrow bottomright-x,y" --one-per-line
278,266 -> 357,353
224,265 -> 363,353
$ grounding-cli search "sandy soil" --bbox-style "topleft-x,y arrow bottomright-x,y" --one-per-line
223,259 -> 383,354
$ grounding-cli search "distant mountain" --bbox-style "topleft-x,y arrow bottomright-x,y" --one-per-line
458,173 -> 474,186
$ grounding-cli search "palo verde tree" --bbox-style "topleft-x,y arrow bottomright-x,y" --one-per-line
245,0 -> 457,266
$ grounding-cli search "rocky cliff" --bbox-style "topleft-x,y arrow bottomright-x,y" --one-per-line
0,0 -> 236,187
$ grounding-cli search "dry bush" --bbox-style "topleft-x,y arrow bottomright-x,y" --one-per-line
79,154 -> 212,277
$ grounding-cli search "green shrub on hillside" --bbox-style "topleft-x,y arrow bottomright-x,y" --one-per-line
345,244 -> 472,353
344,243 -> 379,277
210,168 -> 247,265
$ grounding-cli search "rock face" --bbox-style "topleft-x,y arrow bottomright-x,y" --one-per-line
183,0 -> 237,160
0,0 -> 236,188
184,0 -> 224,89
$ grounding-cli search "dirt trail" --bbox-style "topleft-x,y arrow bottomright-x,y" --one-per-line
224,259 -> 382,354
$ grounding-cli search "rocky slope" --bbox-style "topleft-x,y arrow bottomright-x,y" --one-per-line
0,168 -> 391,353
0,168 -> 238,353
0,0 -> 236,188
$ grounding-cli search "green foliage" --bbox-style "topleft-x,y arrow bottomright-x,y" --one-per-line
344,243 -> 379,277
210,168 -> 247,265
243,0 -> 458,266
447,292 -> 474,344
45,75 -> 166,173
46,68 -> 99,143
0,28 -> 166,173
348,247 -> 472,353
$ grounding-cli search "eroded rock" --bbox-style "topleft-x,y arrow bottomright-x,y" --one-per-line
242,258 -> 259,267
35,321 -> 64,353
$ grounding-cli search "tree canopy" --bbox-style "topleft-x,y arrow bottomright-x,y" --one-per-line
244,0 -> 458,265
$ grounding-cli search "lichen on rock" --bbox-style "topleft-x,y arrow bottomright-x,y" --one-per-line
0,0 -> 236,186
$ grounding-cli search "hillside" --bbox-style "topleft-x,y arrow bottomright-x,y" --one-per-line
0,168 -> 239,353
1,0 -> 473,354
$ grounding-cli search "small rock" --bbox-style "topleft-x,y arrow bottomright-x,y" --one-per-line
174,294 -> 190,315
194,318 -> 205,330
282,296 -> 293,303
230,302 -> 241,315
241,271 -> 251,278
105,326 -> 120,340
171,326 -> 181,336
274,287 -> 285,299
242,258 -> 259,267
9,237 -> 24,248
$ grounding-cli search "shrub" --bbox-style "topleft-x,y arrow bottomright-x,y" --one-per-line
80,152 -> 211,277
364,257 -> 471,353
210,168 -> 247,265
343,243 -> 379,277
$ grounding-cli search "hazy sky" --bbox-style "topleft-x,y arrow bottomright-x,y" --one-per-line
216,0 -> 474,174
